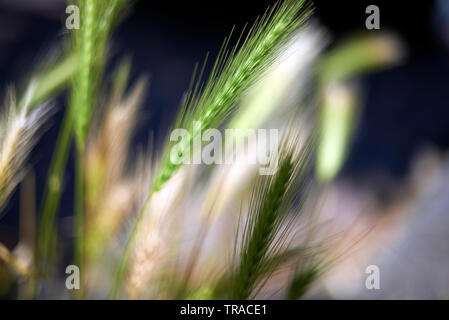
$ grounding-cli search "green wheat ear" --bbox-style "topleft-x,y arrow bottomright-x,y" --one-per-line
70,0 -> 127,145
286,264 -> 319,299
231,130 -> 315,300
153,0 -> 313,191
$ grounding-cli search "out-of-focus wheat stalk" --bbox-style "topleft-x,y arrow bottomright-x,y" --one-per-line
0,52 -> 76,213
61,0 -> 127,298
0,172 -> 37,298
0,243 -> 29,278
83,60 -> 148,296
0,87 -> 54,210
71,0 -> 127,144
34,0 -> 128,277
126,167 -> 192,299
316,33 -> 404,182
85,61 -> 147,263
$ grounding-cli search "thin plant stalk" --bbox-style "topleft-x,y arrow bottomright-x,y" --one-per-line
18,172 -> 36,299
35,105 -> 74,293
70,0 -> 95,299
73,141 -> 85,299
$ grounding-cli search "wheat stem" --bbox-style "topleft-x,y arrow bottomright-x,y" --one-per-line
73,140 -> 85,299
35,105 -> 74,292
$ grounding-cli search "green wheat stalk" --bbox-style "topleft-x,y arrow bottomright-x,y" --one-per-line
34,0 -> 127,298
70,0 -> 126,299
71,0 -> 126,143
108,0 -> 313,298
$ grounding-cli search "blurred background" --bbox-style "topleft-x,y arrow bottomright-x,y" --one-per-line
1,0 -> 449,299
